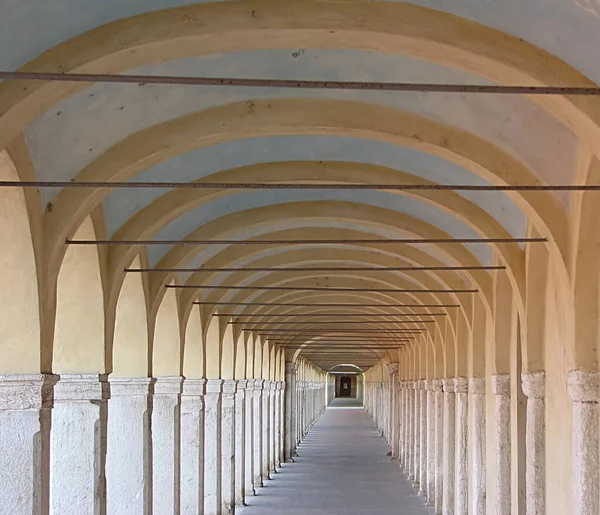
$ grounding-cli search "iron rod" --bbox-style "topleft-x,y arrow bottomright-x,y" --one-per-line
1,71 -> 599,96
128,265 -> 504,272
215,312 -> 446,317
70,237 -> 545,245
1,179 -> 600,191
170,285 -> 475,293
195,302 -> 459,307
236,320 -> 435,325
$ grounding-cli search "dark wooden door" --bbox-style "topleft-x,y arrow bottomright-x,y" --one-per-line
340,376 -> 352,397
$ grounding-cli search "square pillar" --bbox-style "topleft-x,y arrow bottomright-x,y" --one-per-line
180,378 -> 206,515
50,374 -> 108,515
244,381 -> 255,496
0,374 -> 56,515
234,379 -> 247,506
221,380 -> 237,515
252,379 -> 264,489
204,379 -> 223,515
152,376 -> 183,515
106,377 -> 152,515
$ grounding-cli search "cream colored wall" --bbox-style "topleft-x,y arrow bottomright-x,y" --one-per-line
152,282 -> 180,376
112,255 -> 148,377
183,305 -> 204,379
53,216 -> 105,374
0,151 -> 40,374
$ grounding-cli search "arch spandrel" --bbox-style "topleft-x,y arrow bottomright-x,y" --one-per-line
53,215 -> 105,374
0,151 -> 41,374
111,254 -> 148,377
151,280 -> 180,377
182,304 -> 204,380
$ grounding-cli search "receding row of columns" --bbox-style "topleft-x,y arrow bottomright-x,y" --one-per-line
0,373 -> 310,515
364,366 -> 553,515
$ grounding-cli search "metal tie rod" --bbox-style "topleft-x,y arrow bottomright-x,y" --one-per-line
1,71 -> 600,95
169,285 -> 476,293
3,180 -> 600,191
69,237 -> 545,245
129,265 -> 505,272
214,312 -> 446,317
194,302 -> 459,307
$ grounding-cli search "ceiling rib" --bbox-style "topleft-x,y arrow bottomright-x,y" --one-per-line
2,71 -> 599,95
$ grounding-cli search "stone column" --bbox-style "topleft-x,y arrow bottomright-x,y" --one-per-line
50,374 -> 108,515
180,378 -> 206,515
252,379 -> 264,489
469,377 -> 486,515
244,380 -> 255,497
419,380 -> 427,497
413,380 -> 421,489
284,364 -> 296,461
278,381 -> 286,465
406,381 -> 414,479
426,380 -> 436,506
234,380 -> 247,507
522,371 -> 545,515
221,380 -> 237,515
433,379 -> 444,514
262,381 -> 271,481
568,370 -> 599,515
442,378 -> 455,515
0,374 -> 56,515
398,382 -> 405,468
454,377 -> 468,515
387,364 -> 399,457
106,377 -> 152,515
152,376 -> 183,515
204,379 -> 223,515
274,382 -> 282,468
492,374 -> 511,515
269,381 -> 277,472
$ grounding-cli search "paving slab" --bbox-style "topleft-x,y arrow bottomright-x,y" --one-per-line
239,398 -> 435,515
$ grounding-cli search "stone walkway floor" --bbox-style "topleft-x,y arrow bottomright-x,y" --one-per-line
239,398 -> 434,515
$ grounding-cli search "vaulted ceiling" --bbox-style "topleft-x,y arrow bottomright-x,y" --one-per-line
2,0 -> 596,370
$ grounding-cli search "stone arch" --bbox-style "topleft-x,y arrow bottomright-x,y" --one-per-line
53,215 -> 105,373
0,151 -> 41,374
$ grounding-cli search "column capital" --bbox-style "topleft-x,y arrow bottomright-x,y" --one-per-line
491,374 -> 510,396
253,379 -> 265,390
205,378 -> 224,394
236,379 -> 249,390
153,376 -> 183,395
285,362 -> 298,374
182,378 -> 207,396
469,377 -> 486,395
441,378 -> 455,393
222,379 -> 238,395
454,377 -> 468,393
109,376 -> 152,397
431,379 -> 443,392
387,363 -> 399,375
568,370 -> 599,403
53,374 -> 109,402
522,371 -> 545,399
0,373 -> 58,411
